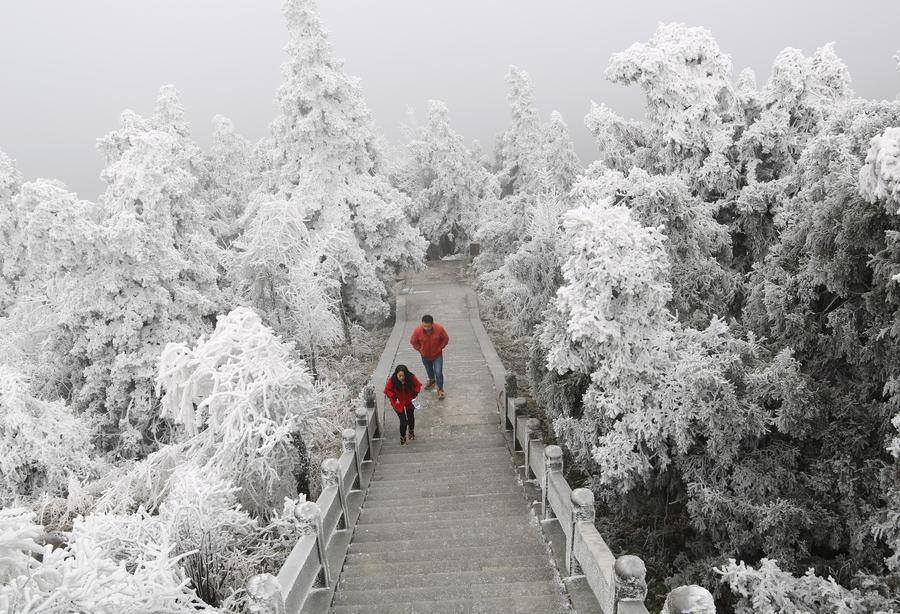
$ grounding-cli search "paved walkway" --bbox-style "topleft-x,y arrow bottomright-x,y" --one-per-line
328,260 -> 570,613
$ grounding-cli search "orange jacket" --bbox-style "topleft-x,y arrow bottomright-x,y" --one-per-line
410,323 -> 449,361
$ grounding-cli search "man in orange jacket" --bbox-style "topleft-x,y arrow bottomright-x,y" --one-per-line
409,314 -> 449,399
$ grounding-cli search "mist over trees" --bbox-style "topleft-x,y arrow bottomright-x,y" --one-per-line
3,1 -> 900,612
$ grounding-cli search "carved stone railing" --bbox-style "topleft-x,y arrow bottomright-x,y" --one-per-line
497,377 -> 718,613
246,388 -> 380,614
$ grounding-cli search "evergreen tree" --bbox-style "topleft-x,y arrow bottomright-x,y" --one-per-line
262,0 -> 425,322
400,100 -> 500,258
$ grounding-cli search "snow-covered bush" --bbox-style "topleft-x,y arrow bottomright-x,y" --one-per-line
0,366 -> 97,506
718,558 -> 898,613
154,306 -> 339,515
0,507 -> 214,614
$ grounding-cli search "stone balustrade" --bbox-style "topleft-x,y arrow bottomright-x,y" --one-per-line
498,375 -> 717,614
245,384 -> 382,614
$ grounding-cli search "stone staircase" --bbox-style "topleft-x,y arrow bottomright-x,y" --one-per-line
330,436 -> 568,613
328,262 -> 569,613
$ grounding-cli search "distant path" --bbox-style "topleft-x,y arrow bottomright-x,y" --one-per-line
328,259 -> 570,613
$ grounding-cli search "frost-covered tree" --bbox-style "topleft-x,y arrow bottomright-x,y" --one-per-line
262,0 -> 424,321
400,100 -> 501,257
0,366 -> 98,506
741,98 -> 900,589
541,111 -> 581,195
0,149 -> 23,312
495,65 -> 544,196
229,198 -> 345,373
576,166 -> 737,326
7,97 -> 221,456
205,115 -> 257,245
604,23 -> 737,196
481,188 -> 566,336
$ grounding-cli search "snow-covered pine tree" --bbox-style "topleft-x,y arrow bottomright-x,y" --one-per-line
541,111 -> 581,195
205,115 -> 257,246
0,149 -> 23,312
400,100 -> 501,258
11,93 -> 222,457
262,0 -> 424,323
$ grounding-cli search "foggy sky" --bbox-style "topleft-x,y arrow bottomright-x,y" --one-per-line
1,1 -> 899,200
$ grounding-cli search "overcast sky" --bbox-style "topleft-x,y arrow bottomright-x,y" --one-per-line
1,1 -> 899,200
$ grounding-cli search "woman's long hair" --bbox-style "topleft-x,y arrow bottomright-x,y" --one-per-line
390,364 -> 415,392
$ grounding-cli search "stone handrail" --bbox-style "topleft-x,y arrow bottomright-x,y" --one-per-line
500,380 -> 716,613
459,255 -> 716,613
244,292 -> 407,613
246,390 -> 380,613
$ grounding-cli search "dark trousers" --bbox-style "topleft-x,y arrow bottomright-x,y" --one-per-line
398,404 -> 416,437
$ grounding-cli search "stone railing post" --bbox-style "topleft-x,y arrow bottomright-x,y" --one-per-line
355,406 -> 371,461
543,445 -> 563,519
614,555 -> 648,610
567,487 -> 595,574
511,398 -> 527,450
321,458 -> 347,528
246,573 -> 285,614
502,373 -> 517,425
342,428 -> 360,489
363,385 -> 379,439
524,418 -> 541,480
295,501 -> 331,588
662,586 -> 716,614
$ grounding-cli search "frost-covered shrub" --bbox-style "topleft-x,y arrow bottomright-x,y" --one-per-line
718,558 -> 899,614
860,126 -> 900,213
155,306 -> 338,515
0,507 -> 214,614
0,366 -> 98,506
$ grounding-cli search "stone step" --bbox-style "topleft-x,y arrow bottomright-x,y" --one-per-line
330,594 -> 566,614
347,531 -> 540,554
371,471 -> 514,484
338,554 -> 551,578
357,504 -> 529,525
353,515 -> 530,536
362,482 -> 521,501
375,449 -> 510,465
361,492 -> 528,511
372,463 -> 513,479
378,438 -> 507,454
350,522 -> 537,544
338,566 -> 555,591
331,579 -> 561,606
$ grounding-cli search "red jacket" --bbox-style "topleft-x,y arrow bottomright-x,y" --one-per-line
384,374 -> 422,414
410,323 -> 449,361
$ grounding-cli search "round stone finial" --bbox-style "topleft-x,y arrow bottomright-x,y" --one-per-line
355,407 -> 368,426
526,418 -> 541,440
321,458 -> 340,488
246,573 -> 284,613
512,398 -> 528,415
614,555 -> 648,602
341,428 -> 356,453
662,585 -> 716,614
294,501 -> 321,536
505,373 -> 518,396
571,488 -> 595,523
545,445 -> 563,471
362,385 -> 376,408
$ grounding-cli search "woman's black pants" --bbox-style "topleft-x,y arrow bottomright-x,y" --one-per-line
398,405 -> 415,437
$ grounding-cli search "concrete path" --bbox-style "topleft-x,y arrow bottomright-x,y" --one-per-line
328,260 -> 570,613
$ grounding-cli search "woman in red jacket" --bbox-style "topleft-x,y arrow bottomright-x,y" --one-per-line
383,364 -> 422,445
